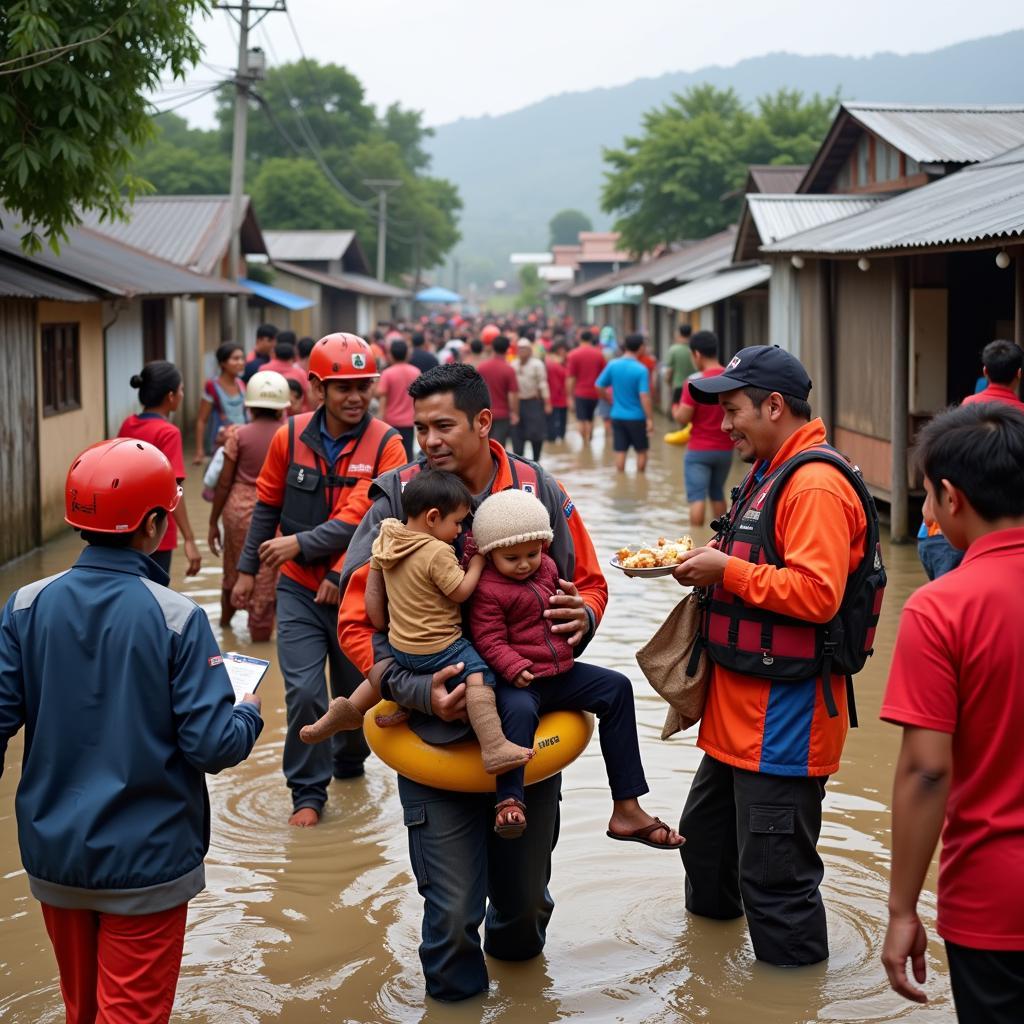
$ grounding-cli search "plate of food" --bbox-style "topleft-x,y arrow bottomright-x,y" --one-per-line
611,536 -> 694,577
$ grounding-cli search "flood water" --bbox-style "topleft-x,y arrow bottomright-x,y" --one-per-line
0,423 -> 953,1022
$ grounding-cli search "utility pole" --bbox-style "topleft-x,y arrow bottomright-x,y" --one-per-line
363,178 -> 402,282
228,0 -> 250,343
218,1 -> 283,341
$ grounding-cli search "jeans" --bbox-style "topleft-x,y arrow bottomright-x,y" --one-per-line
684,448 -> 733,502
546,407 -> 568,441
494,661 -> 649,805
392,637 -> 495,688
917,533 -> 964,580
276,578 -> 369,812
679,753 -> 829,966
398,772 -> 561,1001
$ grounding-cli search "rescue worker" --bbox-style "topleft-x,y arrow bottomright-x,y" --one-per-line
0,439 -> 262,1023
672,345 -> 879,967
232,333 -> 408,827
332,364 -> 614,1001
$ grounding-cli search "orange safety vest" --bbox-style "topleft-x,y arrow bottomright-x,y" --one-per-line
279,412 -> 399,544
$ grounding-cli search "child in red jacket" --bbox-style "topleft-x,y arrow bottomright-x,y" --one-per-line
470,489 -> 682,848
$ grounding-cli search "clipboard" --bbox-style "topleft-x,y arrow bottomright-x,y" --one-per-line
223,652 -> 270,705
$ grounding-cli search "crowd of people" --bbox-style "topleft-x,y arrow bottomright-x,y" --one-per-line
0,311 -> 1022,1024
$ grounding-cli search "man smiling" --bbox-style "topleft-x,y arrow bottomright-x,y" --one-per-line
334,364 -> 621,1001
672,345 -> 878,967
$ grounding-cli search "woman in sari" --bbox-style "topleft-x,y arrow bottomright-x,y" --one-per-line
208,370 -> 290,640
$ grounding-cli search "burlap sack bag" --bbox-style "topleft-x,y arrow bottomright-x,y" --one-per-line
635,588 -> 710,740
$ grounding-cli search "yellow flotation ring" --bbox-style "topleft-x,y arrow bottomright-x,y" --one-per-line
664,424 -> 692,446
364,701 -> 595,793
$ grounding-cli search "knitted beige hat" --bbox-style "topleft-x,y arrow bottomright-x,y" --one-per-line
473,488 -> 554,555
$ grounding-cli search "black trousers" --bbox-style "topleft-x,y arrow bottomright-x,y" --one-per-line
397,425 -> 415,461
491,417 -> 511,448
946,941 -> 1024,1023
679,753 -> 828,966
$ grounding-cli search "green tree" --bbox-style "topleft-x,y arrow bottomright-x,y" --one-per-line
518,263 -> 544,308
0,0 -> 210,251
249,156 -> 372,235
133,113 -> 229,194
601,85 -> 837,253
548,208 -> 593,246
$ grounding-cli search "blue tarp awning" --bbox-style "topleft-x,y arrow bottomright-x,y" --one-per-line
416,285 -> 462,303
239,277 -> 316,311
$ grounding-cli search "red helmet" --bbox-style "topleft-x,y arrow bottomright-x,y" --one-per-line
65,439 -> 181,533
480,324 -> 500,345
307,332 -> 380,383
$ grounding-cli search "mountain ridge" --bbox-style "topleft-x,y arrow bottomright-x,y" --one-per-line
426,30 -> 1024,286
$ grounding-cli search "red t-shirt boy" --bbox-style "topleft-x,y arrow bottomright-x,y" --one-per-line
880,401 -> 1024,1017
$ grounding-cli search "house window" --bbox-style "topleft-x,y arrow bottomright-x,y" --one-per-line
142,299 -> 166,363
41,323 -> 81,416
855,134 -> 871,186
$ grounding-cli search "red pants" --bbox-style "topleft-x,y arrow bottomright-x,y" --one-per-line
41,902 -> 188,1024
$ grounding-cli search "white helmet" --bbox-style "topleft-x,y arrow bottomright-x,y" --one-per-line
245,370 -> 291,410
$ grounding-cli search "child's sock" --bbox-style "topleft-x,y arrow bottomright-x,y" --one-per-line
299,696 -> 364,743
465,684 -> 535,774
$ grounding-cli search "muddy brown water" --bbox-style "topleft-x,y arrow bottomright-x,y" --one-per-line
0,426 -> 952,1022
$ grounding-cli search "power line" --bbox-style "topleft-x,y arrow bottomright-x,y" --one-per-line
150,84 -> 224,117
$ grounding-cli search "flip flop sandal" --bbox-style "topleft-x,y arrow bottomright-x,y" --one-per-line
494,798 -> 527,840
606,817 -> 683,850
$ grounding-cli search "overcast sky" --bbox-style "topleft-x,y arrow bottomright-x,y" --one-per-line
156,0 -> 1022,130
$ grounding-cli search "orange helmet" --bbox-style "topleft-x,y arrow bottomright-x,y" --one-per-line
307,332 -> 380,383
65,439 -> 181,533
480,324 -> 500,345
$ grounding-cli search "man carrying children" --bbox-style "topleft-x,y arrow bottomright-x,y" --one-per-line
325,364 -> 680,1001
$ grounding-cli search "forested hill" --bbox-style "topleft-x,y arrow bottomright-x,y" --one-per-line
427,30 -> 1024,285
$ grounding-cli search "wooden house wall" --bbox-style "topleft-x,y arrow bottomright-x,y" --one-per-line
37,301 -> 106,540
0,300 -> 40,563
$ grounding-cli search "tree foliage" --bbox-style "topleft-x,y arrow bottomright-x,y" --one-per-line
518,263 -> 544,308
139,59 -> 460,280
601,84 -> 837,253
0,0 -> 210,252
548,208 -> 593,247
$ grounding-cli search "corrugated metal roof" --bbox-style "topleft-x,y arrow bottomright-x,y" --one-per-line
747,194 -> 885,246
643,227 -> 738,286
78,195 -> 265,275
0,212 -> 248,298
0,257 -> 100,301
650,264 -> 773,312
264,230 -> 357,262
846,103 -> 1024,164
586,284 -> 643,307
763,146 -> 1024,255
273,260 -> 410,299
747,165 -> 807,195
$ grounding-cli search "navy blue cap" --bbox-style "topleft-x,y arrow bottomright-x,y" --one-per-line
689,345 -> 813,404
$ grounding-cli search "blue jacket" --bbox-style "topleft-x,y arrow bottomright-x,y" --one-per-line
0,546 -> 263,913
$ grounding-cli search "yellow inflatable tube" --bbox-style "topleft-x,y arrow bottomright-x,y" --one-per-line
365,701 -> 595,793
664,424 -> 692,446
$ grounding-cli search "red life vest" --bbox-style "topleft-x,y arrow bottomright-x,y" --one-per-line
399,454 -> 539,494
702,444 -> 886,724
280,413 -> 399,544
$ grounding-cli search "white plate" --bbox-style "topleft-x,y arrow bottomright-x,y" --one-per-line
609,557 -> 680,578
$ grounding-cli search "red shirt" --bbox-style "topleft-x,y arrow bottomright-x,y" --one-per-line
566,345 -> 606,399
680,367 -> 733,451
960,382 -> 1024,410
882,527 -> 1024,950
377,362 -> 420,427
477,356 -> 519,420
117,414 -> 186,552
546,360 -> 568,408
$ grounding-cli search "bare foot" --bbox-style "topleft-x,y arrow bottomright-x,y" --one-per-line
494,798 -> 527,839
300,697 -> 363,744
374,707 -> 410,728
288,807 -> 320,828
481,741 -> 535,775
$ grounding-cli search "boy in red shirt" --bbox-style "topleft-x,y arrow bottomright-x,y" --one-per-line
960,338 -> 1024,410
881,402 -> 1024,1021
